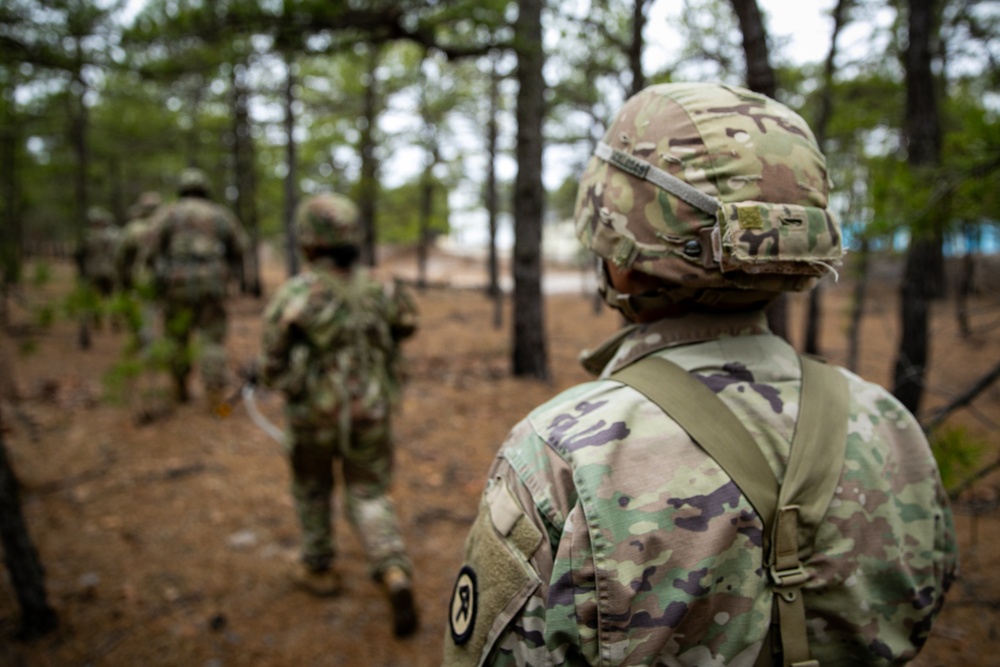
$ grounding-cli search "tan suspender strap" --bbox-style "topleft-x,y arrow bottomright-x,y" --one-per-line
610,358 -> 779,544
612,353 -> 850,667
781,357 -> 850,534
770,356 -> 849,667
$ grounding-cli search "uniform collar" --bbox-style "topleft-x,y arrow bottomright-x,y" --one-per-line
579,310 -> 771,377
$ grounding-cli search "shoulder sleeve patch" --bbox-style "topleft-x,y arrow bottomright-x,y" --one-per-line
442,478 -> 543,666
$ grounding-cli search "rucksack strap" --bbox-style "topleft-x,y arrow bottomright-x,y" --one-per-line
610,357 -> 778,538
611,354 -> 848,667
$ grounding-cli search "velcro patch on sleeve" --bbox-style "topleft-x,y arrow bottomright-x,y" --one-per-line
442,478 -> 543,666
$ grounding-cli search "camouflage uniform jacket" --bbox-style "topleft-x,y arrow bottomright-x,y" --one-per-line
259,260 -> 416,442
150,197 -> 245,302
117,216 -> 157,290
445,310 -> 957,667
82,225 -> 121,285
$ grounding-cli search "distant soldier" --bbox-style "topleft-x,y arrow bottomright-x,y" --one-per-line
77,206 -> 121,348
149,168 -> 245,408
117,191 -> 162,350
118,191 -> 162,293
258,193 -> 419,637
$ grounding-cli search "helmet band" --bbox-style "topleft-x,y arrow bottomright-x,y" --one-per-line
594,142 -> 721,216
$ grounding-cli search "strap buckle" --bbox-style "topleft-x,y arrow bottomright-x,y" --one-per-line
769,563 -> 809,601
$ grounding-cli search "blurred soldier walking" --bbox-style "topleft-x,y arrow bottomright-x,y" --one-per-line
149,168 -> 245,408
77,206 -> 121,349
117,190 -> 162,349
443,83 -> 957,666
258,193 -> 419,637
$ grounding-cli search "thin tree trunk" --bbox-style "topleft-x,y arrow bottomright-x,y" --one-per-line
846,235 -> 869,373
512,0 -> 549,380
730,0 -> 777,98
487,52 -> 502,330
68,61 -> 90,269
0,406 -> 58,640
282,54 -> 300,277
731,0 -> 786,339
1,83 -> 22,311
956,222 -> 977,339
893,0 -> 943,415
359,45 -> 381,268
417,148 -> 437,291
232,62 -> 262,297
804,0 -> 852,356
627,0 -> 649,97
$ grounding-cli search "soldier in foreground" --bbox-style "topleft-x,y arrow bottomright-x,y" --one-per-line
443,83 -> 957,666
258,193 -> 419,637
148,169 -> 245,408
77,206 -> 121,349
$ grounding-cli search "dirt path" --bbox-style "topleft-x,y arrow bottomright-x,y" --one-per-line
1,252 -> 998,665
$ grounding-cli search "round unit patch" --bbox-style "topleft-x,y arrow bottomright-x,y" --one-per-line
449,565 -> 478,645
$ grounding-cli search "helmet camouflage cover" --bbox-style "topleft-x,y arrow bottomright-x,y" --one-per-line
178,168 -> 210,196
86,206 -> 113,227
295,193 -> 361,250
574,82 -> 843,301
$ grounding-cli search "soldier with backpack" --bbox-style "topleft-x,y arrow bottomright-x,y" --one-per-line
443,83 -> 957,666
149,168 -> 246,408
258,193 -> 419,637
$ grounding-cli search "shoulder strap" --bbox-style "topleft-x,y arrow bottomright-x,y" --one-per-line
610,358 -> 779,537
610,354 -> 849,667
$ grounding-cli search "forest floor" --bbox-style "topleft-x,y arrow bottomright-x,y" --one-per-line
1,246 -> 999,666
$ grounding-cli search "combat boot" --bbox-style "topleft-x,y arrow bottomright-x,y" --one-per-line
288,561 -> 341,597
382,565 -> 418,637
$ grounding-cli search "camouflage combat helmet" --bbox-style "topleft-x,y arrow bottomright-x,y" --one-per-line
295,193 -> 361,250
574,82 -> 843,314
178,168 -> 211,197
87,206 -> 113,227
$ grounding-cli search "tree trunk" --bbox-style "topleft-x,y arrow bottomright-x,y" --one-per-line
803,0 -> 852,356
359,45 -> 381,268
512,0 -> 549,381
846,235 -> 869,373
0,408 -> 58,640
282,55 -> 300,277
232,62 -> 262,297
893,0 -> 943,415
417,148 -> 437,291
893,236 -> 934,413
627,0 -> 649,97
68,63 -> 90,265
1,82 -> 23,306
487,52 -> 503,330
730,0 -> 777,98
731,0 -> 786,339
956,222 -> 977,339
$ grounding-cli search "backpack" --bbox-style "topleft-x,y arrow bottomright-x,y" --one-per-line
156,200 -> 231,301
611,354 -> 849,667
285,269 -> 400,448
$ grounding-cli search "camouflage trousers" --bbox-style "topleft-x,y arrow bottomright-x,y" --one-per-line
162,298 -> 228,396
285,412 -> 411,579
